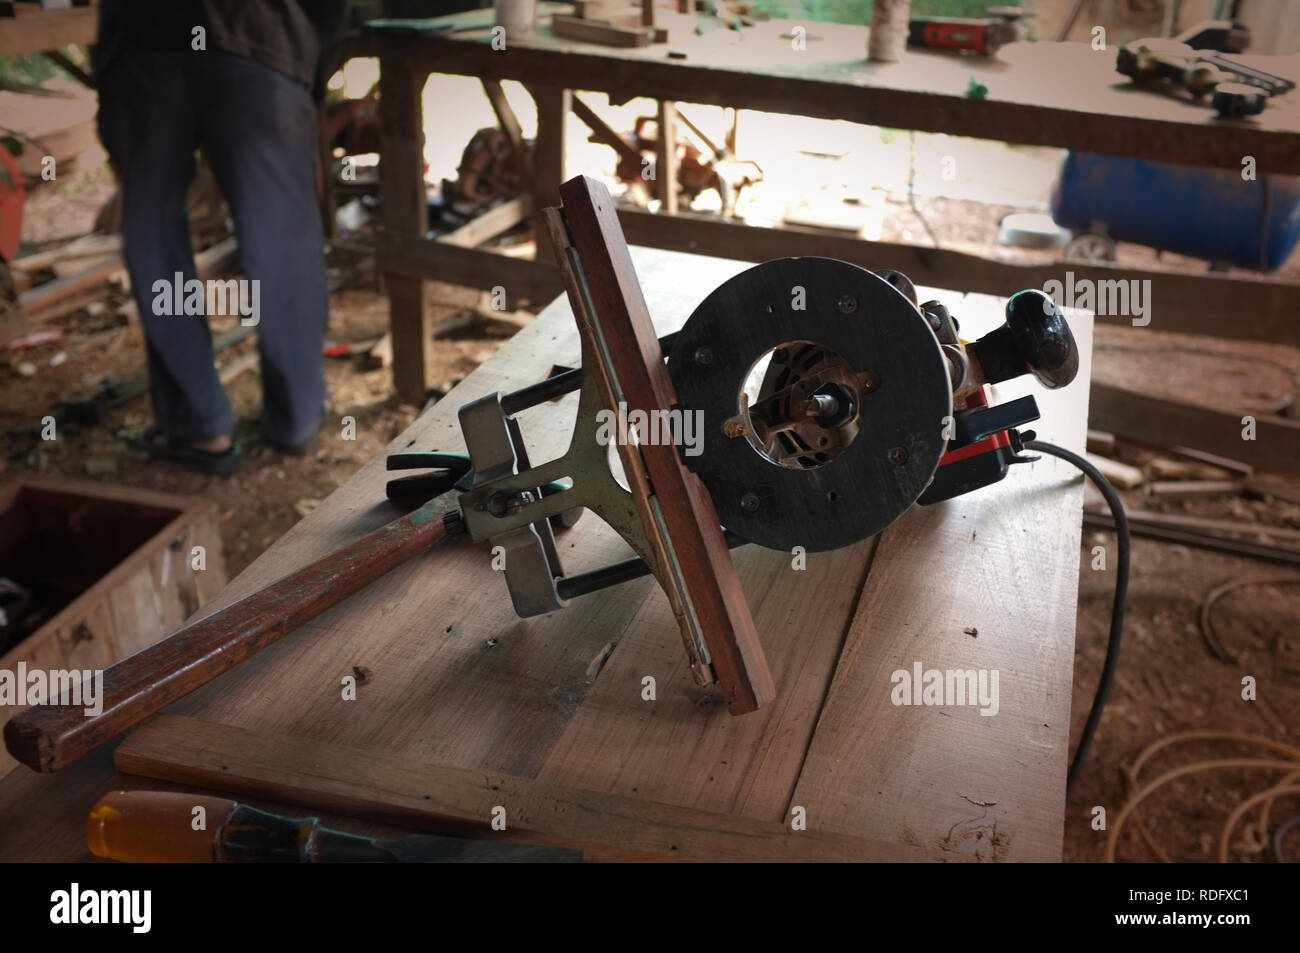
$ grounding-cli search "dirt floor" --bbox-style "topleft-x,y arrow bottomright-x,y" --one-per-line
5,131 -> 1299,862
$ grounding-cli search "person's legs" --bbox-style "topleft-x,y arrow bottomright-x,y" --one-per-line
97,52 -> 234,447
193,52 -> 330,451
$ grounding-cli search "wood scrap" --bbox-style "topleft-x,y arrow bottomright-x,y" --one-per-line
1146,480 -> 1245,500
1100,507 -> 1300,544
1146,457 -> 1234,482
52,252 -> 120,279
11,233 -> 122,273
1084,452 -> 1144,489
1167,445 -> 1254,477
1083,511 -> 1300,567
16,254 -> 125,317
552,13 -> 652,46
1086,429 -> 1115,454
1245,477 -> 1300,506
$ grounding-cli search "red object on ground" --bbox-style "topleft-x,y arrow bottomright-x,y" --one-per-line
0,141 -> 25,263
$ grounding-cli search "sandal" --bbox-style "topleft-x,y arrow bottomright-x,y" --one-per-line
135,426 -> 242,476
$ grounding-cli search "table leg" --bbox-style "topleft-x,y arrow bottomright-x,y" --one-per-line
379,57 -> 434,405
528,85 -> 570,263
656,99 -> 679,215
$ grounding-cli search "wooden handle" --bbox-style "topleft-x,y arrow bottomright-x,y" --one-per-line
5,504 -> 454,773
87,790 -> 237,863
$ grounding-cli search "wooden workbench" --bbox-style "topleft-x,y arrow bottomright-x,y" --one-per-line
0,246 -> 1094,861
374,7 -> 1299,405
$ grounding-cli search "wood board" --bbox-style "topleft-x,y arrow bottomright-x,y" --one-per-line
112,247 -> 1093,861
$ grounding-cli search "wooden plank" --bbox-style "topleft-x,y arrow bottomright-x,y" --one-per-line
786,302 -> 1094,862
556,175 -> 774,714
379,233 -> 564,305
551,14 -> 650,47
378,55 -> 434,405
536,537 -> 877,819
383,19 -> 1300,173
1146,479 -> 1245,499
115,714 -> 923,861
1089,383 -> 1300,477
615,209 -> 1300,349
1115,508 -> 1300,544
1246,477 -> 1300,505
438,197 -> 527,249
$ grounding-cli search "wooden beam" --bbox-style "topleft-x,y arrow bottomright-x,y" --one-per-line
378,55 -> 434,405
480,78 -> 534,184
614,209 -> 1300,348
379,233 -> 564,307
383,31 -> 1300,174
570,94 -> 643,167
1089,382 -> 1300,476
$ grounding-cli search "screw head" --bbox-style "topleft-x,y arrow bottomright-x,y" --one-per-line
860,369 -> 880,392
740,492 -> 760,514
837,295 -> 858,314
888,446 -> 909,465
694,346 -> 715,367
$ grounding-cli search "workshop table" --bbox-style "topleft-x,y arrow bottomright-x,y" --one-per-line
374,6 -> 1299,405
0,246 -> 1094,861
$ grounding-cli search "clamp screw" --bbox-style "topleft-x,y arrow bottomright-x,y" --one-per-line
837,295 -> 858,314
739,492 -> 760,514
888,446 -> 909,465
694,346 -> 715,367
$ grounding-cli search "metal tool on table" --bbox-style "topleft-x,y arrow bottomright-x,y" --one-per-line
906,6 -> 1031,55
1116,17 -> 1296,119
5,174 -> 1079,774
87,790 -> 581,863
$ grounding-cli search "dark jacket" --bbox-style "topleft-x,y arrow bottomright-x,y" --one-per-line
93,0 -> 350,100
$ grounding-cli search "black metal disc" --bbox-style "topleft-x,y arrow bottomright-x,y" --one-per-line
668,258 -> 952,552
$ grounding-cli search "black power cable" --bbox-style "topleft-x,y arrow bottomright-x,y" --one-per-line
1025,439 -> 1130,797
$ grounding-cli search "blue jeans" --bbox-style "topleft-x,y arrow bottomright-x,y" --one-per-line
98,50 -> 328,447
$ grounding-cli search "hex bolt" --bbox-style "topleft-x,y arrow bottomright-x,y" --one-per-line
837,295 -> 858,314
740,492 -> 760,514
694,346 -> 715,367
888,446 -> 909,465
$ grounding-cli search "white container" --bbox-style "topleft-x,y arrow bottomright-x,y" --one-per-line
495,0 -> 537,37
868,0 -> 909,62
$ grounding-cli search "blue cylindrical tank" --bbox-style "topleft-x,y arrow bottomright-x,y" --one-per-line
1050,152 -> 1300,272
